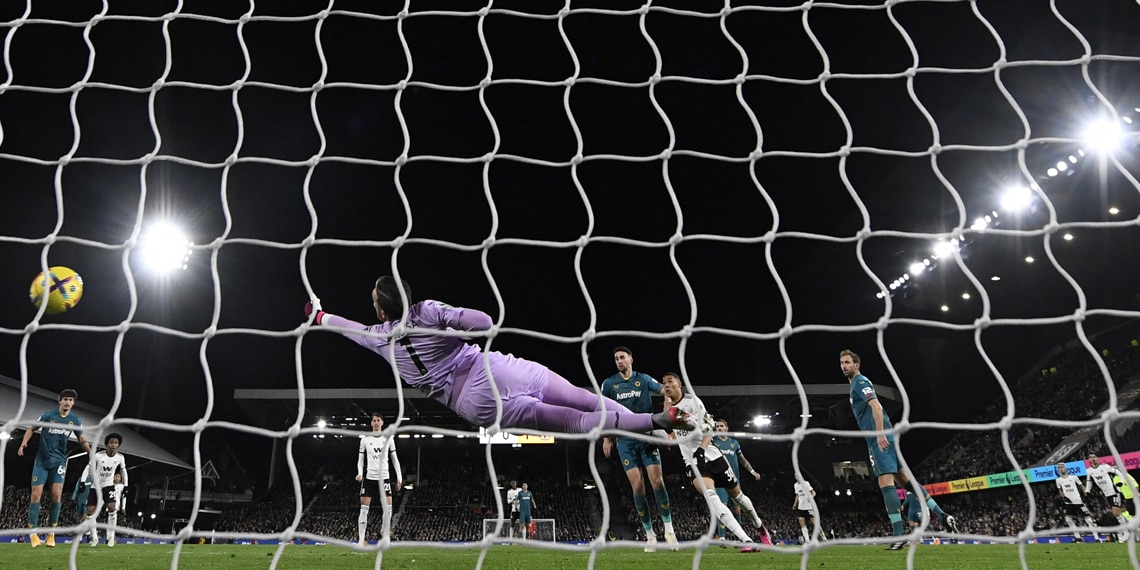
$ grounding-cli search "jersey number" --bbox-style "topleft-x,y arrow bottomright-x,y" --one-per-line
398,337 -> 429,375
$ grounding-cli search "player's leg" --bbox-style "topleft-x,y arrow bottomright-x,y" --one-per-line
105,493 -> 118,547
381,481 -> 394,539
358,484 -> 373,545
46,472 -> 65,547
694,465 -> 752,544
28,464 -> 46,548
715,487 -> 731,541
86,486 -> 101,545
618,445 -> 657,551
870,442 -> 905,538
644,460 -> 676,546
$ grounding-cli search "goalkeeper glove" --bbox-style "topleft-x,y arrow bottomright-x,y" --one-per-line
693,447 -> 706,465
304,299 -> 326,324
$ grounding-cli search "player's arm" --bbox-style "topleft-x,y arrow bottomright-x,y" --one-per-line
737,449 -> 761,480
791,492 -> 798,509
867,397 -> 889,450
356,439 -> 365,482
434,302 -> 493,332
119,457 -> 129,488
389,441 -> 403,491
1083,475 -> 1092,494
78,434 -> 92,454
17,425 -> 36,456
1056,480 -> 1067,501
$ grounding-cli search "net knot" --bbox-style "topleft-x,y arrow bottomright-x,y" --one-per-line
778,324 -> 793,339
734,73 -> 746,85
1072,307 -> 1086,322
659,149 -> 672,160
562,76 -> 576,87
973,316 -> 991,329
395,154 -> 408,166
997,416 -> 1012,431
397,79 -> 408,91
478,7 -> 489,17
928,143 -> 942,155
669,232 -> 683,246
482,236 -> 496,249
876,316 -> 890,331
571,154 -> 583,165
481,152 -> 495,163
818,71 -> 831,82
649,73 -> 661,85
749,149 -> 762,160
679,324 -> 693,338
398,9 -> 409,20
392,235 -> 406,248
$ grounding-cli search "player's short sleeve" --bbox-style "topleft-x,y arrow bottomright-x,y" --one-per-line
388,438 -> 397,453
358,437 -> 366,453
600,377 -> 615,399
644,374 -> 664,394
72,415 -> 83,437
856,378 -> 877,402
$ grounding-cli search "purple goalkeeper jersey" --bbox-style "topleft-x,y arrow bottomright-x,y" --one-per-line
322,300 -> 488,407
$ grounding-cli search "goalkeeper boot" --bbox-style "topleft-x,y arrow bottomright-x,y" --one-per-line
644,534 -> 657,553
652,407 -> 694,431
29,533 -> 41,548
46,533 -> 56,548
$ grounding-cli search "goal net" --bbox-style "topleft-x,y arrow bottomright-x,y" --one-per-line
2,1 -> 1139,569
482,518 -> 555,542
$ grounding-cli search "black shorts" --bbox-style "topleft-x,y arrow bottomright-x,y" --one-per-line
360,478 -> 392,500
86,487 -> 117,508
511,510 -> 520,523
1107,493 -> 1124,509
685,456 -> 739,490
1063,502 -> 1091,518
795,508 -> 816,520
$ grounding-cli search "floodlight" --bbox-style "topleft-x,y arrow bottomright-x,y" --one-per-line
1000,186 -> 1033,212
753,415 -> 771,427
961,293 -> 970,300
941,305 -> 949,312
908,262 -> 925,276
138,222 -> 193,273
971,217 -> 987,230
1047,168 -> 1058,177
1083,119 -> 1124,153
1056,161 -> 1068,172
933,240 -> 958,258
1063,233 -> 1073,241
316,419 -> 327,429
1109,207 -> 1120,215
1025,256 -> 1035,263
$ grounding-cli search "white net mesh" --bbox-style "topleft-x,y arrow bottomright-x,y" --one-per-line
2,0 -> 1140,568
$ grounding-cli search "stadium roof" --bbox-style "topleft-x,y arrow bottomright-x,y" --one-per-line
0,375 -> 191,470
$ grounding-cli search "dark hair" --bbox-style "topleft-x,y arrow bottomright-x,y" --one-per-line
613,346 -> 632,357
839,349 -> 860,364
661,371 -> 683,392
715,418 -> 728,428
370,412 -> 384,421
59,389 -> 78,401
105,432 -> 123,445
375,276 -> 412,322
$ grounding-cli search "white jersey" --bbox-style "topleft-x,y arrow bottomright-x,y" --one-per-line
80,451 -> 127,489
507,488 -> 520,512
1085,463 -> 1122,497
672,393 -> 723,466
358,434 -> 402,482
794,481 -> 815,510
1056,474 -> 1084,504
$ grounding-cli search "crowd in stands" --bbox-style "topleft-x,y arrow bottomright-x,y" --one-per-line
917,336 -> 1140,484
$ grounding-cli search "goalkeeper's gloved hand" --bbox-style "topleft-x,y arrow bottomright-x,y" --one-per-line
693,447 -> 706,465
304,299 -> 325,324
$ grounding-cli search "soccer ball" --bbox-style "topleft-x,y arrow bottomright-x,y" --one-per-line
29,266 -> 84,315
701,413 -> 716,433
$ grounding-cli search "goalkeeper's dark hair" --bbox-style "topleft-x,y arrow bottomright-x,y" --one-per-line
59,389 -> 78,401
375,276 -> 412,321
105,432 -> 123,445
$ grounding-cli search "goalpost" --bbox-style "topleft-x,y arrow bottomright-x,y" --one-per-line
482,518 -> 556,542
2,1 -> 1139,569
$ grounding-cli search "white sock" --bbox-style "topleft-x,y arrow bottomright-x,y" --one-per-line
381,501 -> 393,538
664,521 -> 675,535
704,489 -> 750,542
358,505 -> 369,542
730,491 -> 763,528
107,511 -> 116,542
1066,516 -> 1080,539
801,526 -> 810,542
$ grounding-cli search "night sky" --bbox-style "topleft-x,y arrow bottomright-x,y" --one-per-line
1,0 -> 1139,479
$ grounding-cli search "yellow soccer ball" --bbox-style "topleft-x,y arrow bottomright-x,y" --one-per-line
29,266 -> 84,315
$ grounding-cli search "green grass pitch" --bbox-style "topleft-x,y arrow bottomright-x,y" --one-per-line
1,543 -> 1135,569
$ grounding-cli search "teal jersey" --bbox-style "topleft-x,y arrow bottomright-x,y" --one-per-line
712,436 -> 742,479
35,409 -> 82,466
517,490 -> 534,514
600,372 -> 662,414
849,374 -> 890,433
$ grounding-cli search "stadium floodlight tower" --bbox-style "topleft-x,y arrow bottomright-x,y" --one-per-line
138,221 -> 193,274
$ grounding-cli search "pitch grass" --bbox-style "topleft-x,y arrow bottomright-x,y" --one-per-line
1,543 -> 1136,570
